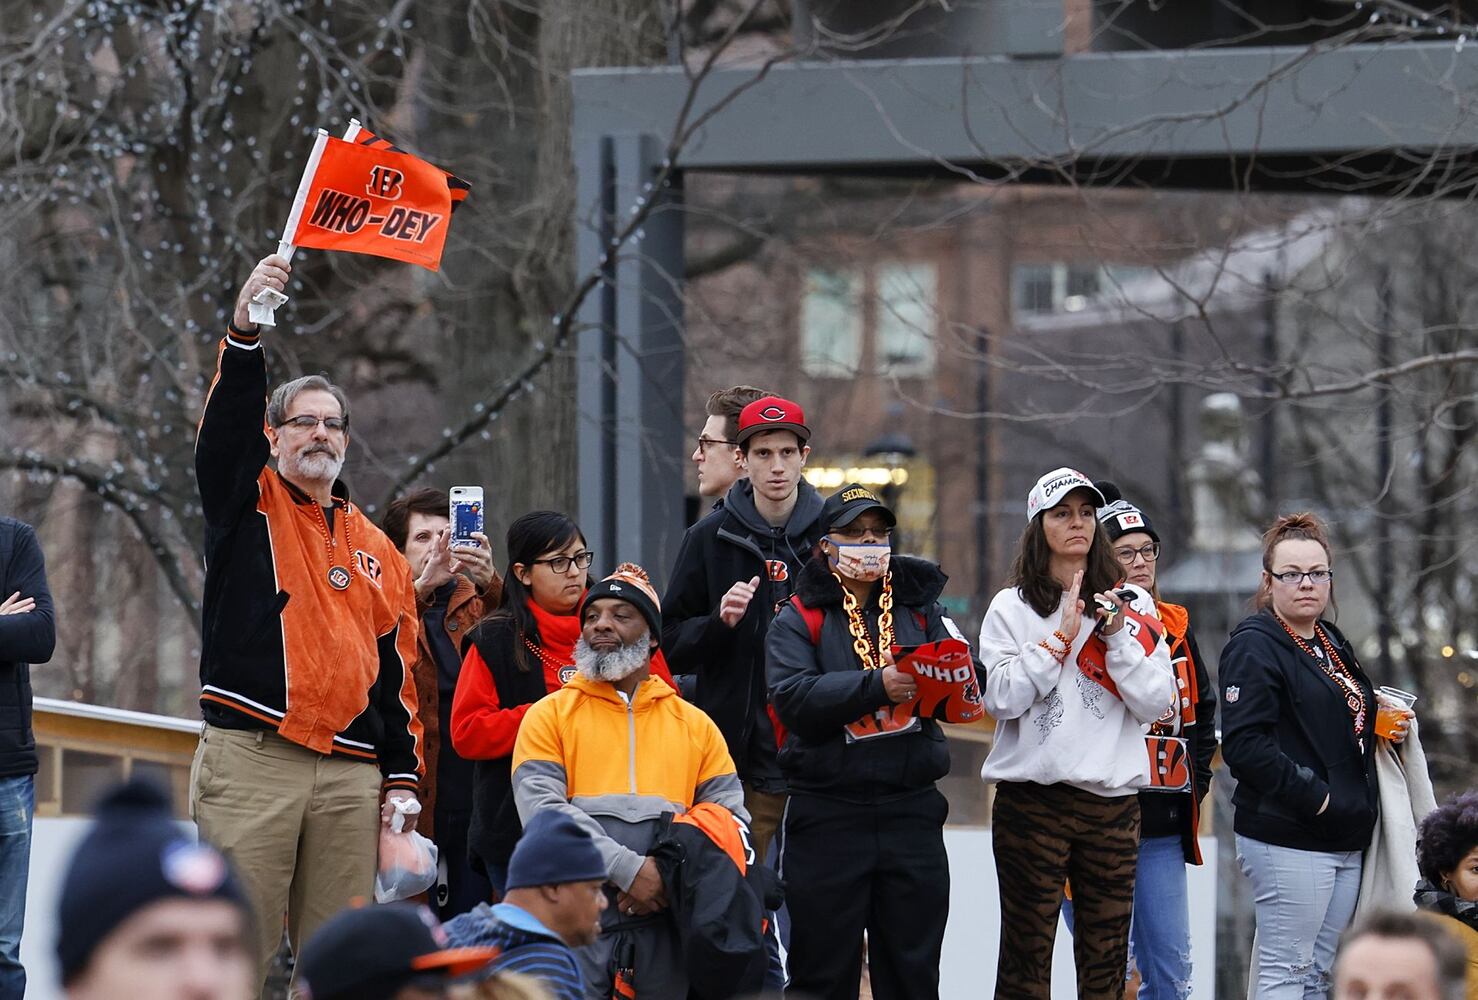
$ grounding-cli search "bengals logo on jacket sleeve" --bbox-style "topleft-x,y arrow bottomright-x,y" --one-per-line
354,549 -> 383,588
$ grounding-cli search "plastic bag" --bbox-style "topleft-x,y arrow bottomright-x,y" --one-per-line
374,798 -> 439,903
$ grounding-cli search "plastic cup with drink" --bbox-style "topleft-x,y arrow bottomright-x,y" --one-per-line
1375,685 -> 1417,741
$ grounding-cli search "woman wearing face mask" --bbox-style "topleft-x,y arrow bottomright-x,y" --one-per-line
978,468 -> 1176,1000
767,483 -> 966,1000
1222,513 -> 1402,1000
451,510 -> 673,899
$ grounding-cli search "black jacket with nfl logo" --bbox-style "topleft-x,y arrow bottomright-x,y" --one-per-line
661,479 -> 825,789
1220,609 -> 1378,853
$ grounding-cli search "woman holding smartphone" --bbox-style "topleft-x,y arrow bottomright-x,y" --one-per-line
979,468 -> 1175,999
451,511 -> 593,896
1221,512 -> 1409,999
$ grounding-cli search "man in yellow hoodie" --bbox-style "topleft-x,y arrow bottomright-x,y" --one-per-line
512,563 -> 747,999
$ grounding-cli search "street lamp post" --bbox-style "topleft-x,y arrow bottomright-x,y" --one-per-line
865,408 -> 916,549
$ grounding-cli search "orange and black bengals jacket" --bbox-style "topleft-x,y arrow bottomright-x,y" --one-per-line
194,329 -> 423,791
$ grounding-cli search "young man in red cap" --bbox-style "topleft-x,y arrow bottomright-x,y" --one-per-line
662,394 -> 824,864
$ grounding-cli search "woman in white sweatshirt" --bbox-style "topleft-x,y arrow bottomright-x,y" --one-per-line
978,467 -> 1175,1000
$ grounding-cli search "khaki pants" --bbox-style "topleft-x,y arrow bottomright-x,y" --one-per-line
743,784 -> 787,866
191,725 -> 380,998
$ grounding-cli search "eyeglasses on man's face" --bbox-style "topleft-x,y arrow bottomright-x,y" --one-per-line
695,436 -> 737,452
278,414 -> 348,433
1113,542 -> 1160,565
1270,569 -> 1333,586
530,550 -> 596,575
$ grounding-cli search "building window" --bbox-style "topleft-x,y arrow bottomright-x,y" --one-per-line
876,263 -> 937,378
1012,263 -> 1154,316
801,262 -> 938,377
801,268 -> 863,377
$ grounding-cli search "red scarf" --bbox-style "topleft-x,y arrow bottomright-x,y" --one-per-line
527,596 -> 583,668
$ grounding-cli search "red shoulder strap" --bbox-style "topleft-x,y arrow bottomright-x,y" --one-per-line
789,594 -> 824,645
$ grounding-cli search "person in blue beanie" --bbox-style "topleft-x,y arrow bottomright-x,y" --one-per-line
56,779 -> 255,1000
443,810 -> 608,1000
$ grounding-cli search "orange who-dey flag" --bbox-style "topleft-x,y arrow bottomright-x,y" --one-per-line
286,133 -> 467,271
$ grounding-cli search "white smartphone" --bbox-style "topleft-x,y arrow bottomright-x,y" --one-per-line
449,487 -> 484,548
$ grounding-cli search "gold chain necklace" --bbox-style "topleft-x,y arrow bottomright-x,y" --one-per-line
836,571 -> 894,670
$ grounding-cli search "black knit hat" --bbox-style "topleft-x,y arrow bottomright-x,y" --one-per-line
56,779 -> 251,983
1093,480 -> 1160,544
581,562 -> 662,636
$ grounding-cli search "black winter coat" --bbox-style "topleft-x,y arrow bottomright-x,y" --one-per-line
0,517 -> 56,778
461,617 -> 549,875
1220,610 -> 1378,853
766,555 -> 960,803
650,810 -> 781,1000
662,480 -> 825,786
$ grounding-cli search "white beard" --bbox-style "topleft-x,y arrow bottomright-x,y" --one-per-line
279,444 -> 344,485
573,632 -> 651,682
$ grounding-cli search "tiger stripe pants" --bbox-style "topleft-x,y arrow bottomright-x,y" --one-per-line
991,781 -> 1141,999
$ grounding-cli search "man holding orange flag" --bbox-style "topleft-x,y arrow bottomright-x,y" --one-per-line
192,254 -> 424,997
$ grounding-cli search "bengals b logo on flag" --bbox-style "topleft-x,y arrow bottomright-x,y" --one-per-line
352,127 -> 470,212
287,134 -> 467,271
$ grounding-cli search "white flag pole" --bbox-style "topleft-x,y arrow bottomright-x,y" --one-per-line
249,128 -> 330,328
343,118 -> 363,143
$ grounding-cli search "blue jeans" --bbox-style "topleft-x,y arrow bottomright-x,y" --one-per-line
1061,836 -> 1191,998
1236,834 -> 1362,999
1130,835 -> 1192,1000
0,774 -> 34,1000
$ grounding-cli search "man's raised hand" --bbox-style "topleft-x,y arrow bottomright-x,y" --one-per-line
232,254 -> 292,331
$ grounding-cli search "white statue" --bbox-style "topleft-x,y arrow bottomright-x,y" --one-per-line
1186,394 -> 1264,552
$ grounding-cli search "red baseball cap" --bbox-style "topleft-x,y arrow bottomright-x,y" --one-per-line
736,395 -> 811,446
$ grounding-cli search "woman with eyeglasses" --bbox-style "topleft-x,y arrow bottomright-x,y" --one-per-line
767,483 -> 964,1000
451,511 -> 672,898
1092,482 -> 1218,1000
1221,512 -> 1407,999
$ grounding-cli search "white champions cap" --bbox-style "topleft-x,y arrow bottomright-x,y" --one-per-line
1025,467 -> 1106,522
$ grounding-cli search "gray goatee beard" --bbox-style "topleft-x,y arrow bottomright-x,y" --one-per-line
573,632 -> 651,682
280,446 -> 343,485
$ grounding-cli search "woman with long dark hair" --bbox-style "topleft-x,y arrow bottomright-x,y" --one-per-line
978,468 -> 1175,999
1221,513 -> 1408,1000
451,511 -> 593,896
